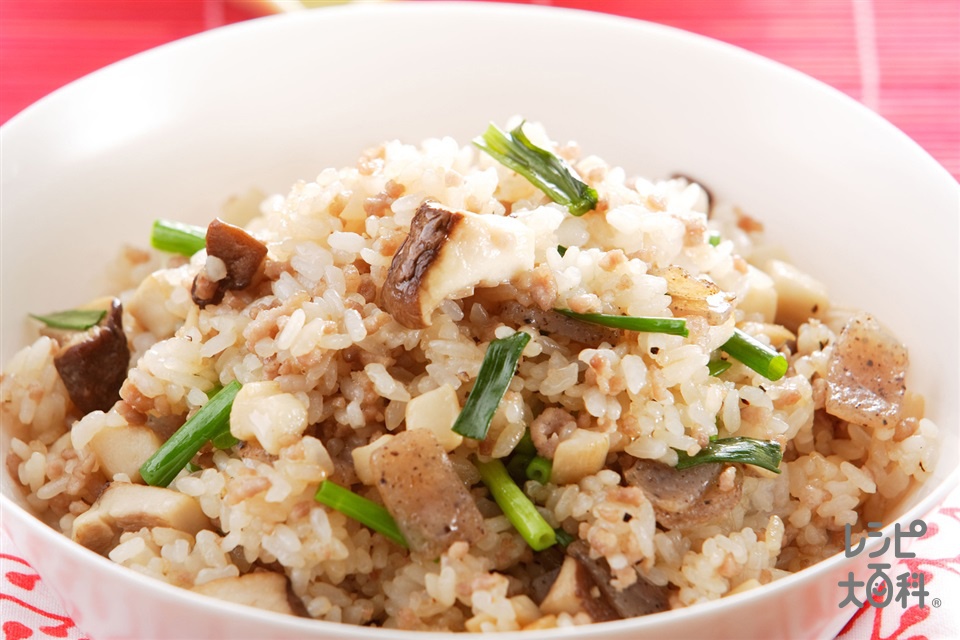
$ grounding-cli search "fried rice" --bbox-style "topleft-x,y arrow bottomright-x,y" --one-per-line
1,120 -> 937,631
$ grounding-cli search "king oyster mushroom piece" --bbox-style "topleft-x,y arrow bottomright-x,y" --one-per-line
825,312 -> 909,430
542,540 -> 670,620
193,572 -> 299,616
71,483 -> 210,554
53,298 -> 130,414
369,428 -> 485,557
653,265 -> 734,325
622,458 -> 743,530
381,201 -> 535,329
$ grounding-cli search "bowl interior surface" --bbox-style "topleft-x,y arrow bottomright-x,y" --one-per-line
1,3 -> 957,639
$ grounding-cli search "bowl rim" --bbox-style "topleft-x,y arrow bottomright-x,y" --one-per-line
2,2 -> 958,637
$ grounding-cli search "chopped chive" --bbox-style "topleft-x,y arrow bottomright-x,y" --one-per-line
29,309 -> 106,331
475,458 -> 556,551
140,380 -> 241,487
707,357 -> 733,377
554,528 -> 575,547
708,232 -> 722,247
525,456 -> 553,484
211,431 -> 239,450
314,481 -> 408,548
675,436 -> 783,473
474,122 -> 598,216
556,309 -> 689,337
720,328 -> 788,380
151,219 -> 207,256
557,245 -> 568,257
513,429 -> 537,458
185,462 -> 202,473
452,332 -> 531,440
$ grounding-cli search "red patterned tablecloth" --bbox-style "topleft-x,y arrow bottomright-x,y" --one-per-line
1,1 -> 958,639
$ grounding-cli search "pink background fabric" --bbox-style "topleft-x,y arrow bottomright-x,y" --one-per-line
1,1 -> 958,638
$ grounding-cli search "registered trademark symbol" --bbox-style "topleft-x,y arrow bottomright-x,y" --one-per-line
932,598 -> 942,608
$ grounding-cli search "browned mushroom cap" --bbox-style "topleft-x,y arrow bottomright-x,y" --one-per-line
567,540 -> 670,619
53,298 -> 130,414
369,429 -> 485,557
381,201 -> 534,329
498,301 -> 621,347
622,458 -> 743,530
826,312 -> 908,430
192,218 -> 267,308
653,266 -> 734,325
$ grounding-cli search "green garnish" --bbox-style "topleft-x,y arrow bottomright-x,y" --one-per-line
525,456 -> 553,484
708,233 -> 722,247
151,219 -> 207,256
210,431 -> 239,450
720,329 -> 788,381
475,458 -> 556,551
556,309 -> 689,337
675,436 -> 783,473
452,332 -> 531,440
707,357 -> 733,377
554,528 -> 575,547
29,309 -> 106,331
140,380 -> 241,487
557,245 -> 568,257
314,481 -> 408,548
474,122 -> 598,216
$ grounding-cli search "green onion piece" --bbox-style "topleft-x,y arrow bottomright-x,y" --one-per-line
474,122 -> 598,216
151,219 -> 207,256
554,528 -> 575,547
475,458 -> 556,551
211,431 -> 239,450
707,357 -> 733,377
140,380 -> 242,487
513,429 -> 536,458
29,309 -> 106,331
185,462 -> 202,474
452,332 -> 531,440
708,232 -> 722,247
556,309 -> 689,337
525,456 -> 553,484
314,481 -> 408,547
675,436 -> 783,474
720,328 -> 788,380
557,245 -> 568,257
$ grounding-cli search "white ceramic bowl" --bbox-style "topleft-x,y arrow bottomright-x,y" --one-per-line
2,3 -> 957,639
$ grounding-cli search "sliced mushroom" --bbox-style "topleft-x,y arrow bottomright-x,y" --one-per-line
567,540 -> 670,619
381,201 -> 535,328
192,218 -> 268,308
370,429 -> 485,557
71,483 -> 211,554
88,425 -> 161,482
193,572 -> 297,616
825,312 -> 908,429
653,266 -> 734,325
54,298 -> 130,414
763,259 -> 829,332
550,429 -> 610,485
498,301 -> 621,346
540,555 -> 620,622
622,458 -> 743,529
